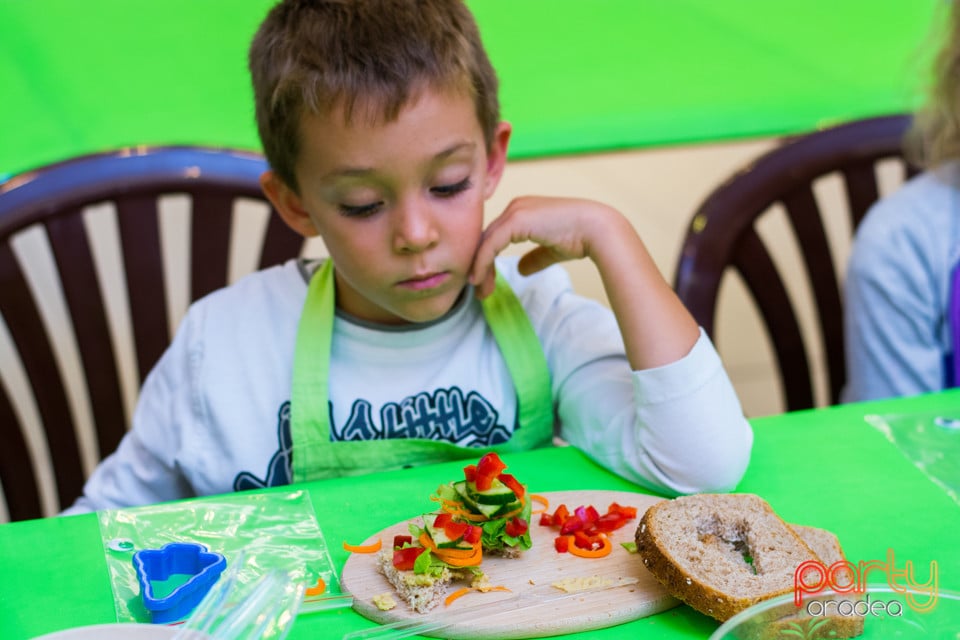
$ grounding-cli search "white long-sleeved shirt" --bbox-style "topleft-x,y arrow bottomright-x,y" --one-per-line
64,257 -> 752,514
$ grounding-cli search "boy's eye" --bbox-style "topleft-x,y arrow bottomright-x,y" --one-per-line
431,177 -> 472,197
338,201 -> 382,217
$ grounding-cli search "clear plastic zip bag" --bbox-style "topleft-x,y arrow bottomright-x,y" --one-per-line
97,489 -> 348,624
866,410 -> 960,506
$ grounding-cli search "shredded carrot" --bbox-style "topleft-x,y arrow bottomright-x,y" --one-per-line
305,577 -> 326,597
530,494 -> 550,514
343,538 -> 382,554
444,587 -> 472,607
566,533 -> 613,558
444,585 -> 511,607
418,533 -> 483,566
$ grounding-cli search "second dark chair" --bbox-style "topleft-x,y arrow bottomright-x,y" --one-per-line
673,114 -> 919,413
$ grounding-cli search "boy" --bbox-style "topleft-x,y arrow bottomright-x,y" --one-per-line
64,0 -> 751,514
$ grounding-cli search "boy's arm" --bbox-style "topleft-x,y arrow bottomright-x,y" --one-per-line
471,196 -> 699,370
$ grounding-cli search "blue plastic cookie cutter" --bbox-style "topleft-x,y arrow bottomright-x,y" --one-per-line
132,542 -> 227,624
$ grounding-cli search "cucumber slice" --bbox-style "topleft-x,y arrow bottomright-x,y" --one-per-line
453,480 -> 521,518
424,514 -> 474,550
467,478 -> 518,505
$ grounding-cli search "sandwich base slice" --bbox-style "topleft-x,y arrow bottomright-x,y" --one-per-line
635,493 -> 819,622
376,549 -> 483,613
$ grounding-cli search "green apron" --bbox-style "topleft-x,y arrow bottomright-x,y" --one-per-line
290,260 -> 554,482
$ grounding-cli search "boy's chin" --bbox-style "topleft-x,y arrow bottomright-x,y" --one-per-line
390,287 -> 467,325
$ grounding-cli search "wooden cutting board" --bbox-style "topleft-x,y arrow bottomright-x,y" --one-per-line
341,490 -> 679,639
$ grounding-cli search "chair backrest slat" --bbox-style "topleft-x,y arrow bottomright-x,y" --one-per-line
0,385 -> 42,521
115,193 -> 171,383
734,229 -> 816,409
0,244 -> 85,509
842,162 -> 882,229
45,209 -> 128,459
190,191 -> 235,300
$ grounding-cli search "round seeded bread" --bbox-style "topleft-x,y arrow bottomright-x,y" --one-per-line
634,493 -> 819,622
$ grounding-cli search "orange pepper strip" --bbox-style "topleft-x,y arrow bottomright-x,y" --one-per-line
530,494 -> 550,515
444,585 -> 511,607
444,587 -> 472,607
567,533 -> 612,559
343,538 -> 383,554
418,533 -> 482,561
305,577 -> 327,597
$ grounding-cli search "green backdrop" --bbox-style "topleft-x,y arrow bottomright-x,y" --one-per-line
0,0 -> 943,181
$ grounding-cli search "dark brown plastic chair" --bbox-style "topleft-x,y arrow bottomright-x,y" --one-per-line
0,146 -> 305,521
673,114 -> 919,413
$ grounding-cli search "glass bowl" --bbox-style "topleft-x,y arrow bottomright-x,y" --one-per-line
708,585 -> 960,639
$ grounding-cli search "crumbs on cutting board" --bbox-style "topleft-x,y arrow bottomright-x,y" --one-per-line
372,593 -> 397,611
551,576 -> 640,593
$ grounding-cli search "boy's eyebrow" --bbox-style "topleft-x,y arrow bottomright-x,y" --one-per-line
323,142 -> 477,179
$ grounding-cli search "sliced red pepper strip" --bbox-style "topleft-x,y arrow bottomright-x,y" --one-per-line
475,452 -> 507,491
343,538 -> 383,554
497,473 -> 526,501
432,512 -> 453,528
463,525 -> 481,544
505,516 -> 528,538
392,546 -> 427,570
444,520 -> 470,541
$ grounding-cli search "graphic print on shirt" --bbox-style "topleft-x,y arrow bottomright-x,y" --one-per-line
233,402 -> 292,490
234,387 -> 512,488
330,386 -> 512,447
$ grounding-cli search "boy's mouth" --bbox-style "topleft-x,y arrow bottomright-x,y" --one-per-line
397,271 -> 449,291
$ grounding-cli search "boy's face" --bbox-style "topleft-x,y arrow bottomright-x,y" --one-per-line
263,88 -> 511,325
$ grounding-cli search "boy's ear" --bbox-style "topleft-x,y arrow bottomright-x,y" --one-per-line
259,170 -> 319,237
482,121 -> 512,199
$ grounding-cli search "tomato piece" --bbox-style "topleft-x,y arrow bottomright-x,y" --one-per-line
444,520 -> 470,541
475,453 -> 507,491
538,512 -> 554,527
505,517 -> 528,538
497,473 -> 526,501
432,512 -> 453,528
463,464 -> 477,483
554,535 -> 570,553
392,535 -> 413,549
573,530 -> 597,550
392,546 -> 427,570
463,525 -> 481,544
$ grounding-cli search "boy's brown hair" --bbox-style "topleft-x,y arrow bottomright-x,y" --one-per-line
249,0 -> 500,192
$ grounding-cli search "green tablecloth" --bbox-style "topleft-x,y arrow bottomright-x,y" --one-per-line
0,1 -> 941,181
1,389 -> 958,639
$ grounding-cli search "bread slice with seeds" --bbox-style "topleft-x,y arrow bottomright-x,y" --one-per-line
634,493 -> 820,622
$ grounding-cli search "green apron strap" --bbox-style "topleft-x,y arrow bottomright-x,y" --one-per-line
290,261 -> 553,482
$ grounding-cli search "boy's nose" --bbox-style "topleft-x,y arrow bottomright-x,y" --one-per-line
392,198 -> 439,253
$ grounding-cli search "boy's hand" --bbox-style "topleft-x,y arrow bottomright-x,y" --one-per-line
470,195 -> 700,371
470,196 -> 620,299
